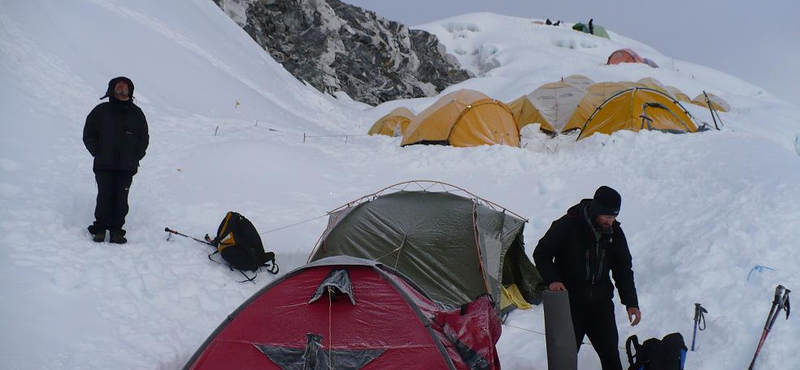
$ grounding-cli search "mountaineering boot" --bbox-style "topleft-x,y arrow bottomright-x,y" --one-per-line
110,231 -> 127,244
92,230 -> 106,243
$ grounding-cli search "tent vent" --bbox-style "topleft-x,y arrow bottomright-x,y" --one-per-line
309,269 -> 356,305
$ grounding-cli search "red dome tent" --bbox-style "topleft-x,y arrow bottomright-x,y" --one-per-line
182,256 -> 502,370
607,48 -> 645,65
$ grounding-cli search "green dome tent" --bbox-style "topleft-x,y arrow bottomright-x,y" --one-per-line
308,181 -> 542,313
572,22 -> 610,39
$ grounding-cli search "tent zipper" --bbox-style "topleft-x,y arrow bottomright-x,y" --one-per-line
597,250 -> 606,282
585,249 -> 591,281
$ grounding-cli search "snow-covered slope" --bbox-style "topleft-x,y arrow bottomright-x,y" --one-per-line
1,3 -> 799,370
410,13 -> 800,152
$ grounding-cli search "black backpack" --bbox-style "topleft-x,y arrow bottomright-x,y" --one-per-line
626,333 -> 687,370
207,212 -> 278,277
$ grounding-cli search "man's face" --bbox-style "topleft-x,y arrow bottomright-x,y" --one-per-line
114,81 -> 130,100
595,214 -> 616,230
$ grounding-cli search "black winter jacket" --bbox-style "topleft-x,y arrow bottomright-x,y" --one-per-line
83,98 -> 149,174
533,199 -> 638,308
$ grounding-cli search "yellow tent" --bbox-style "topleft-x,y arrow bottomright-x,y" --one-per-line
636,77 -> 669,94
691,93 -> 731,113
507,81 -> 584,133
666,86 -> 692,103
368,107 -> 415,137
401,89 -> 520,147
562,81 -> 637,132
562,75 -> 595,90
576,87 -> 698,140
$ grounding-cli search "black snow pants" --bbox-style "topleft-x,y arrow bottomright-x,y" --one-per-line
571,299 -> 623,370
90,170 -> 134,235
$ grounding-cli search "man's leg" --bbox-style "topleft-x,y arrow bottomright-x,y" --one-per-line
584,300 -> 623,370
91,170 -> 114,235
570,302 -> 589,351
109,171 -> 133,237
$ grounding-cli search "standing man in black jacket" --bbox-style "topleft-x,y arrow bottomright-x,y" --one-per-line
83,76 -> 149,244
533,186 -> 640,370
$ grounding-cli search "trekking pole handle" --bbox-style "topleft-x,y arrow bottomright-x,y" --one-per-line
770,285 -> 785,321
774,285 -> 784,303
781,288 -> 791,319
164,227 -> 215,246
165,227 -> 186,237
694,303 -> 708,330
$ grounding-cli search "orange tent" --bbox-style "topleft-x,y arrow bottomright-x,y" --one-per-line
562,81 -> 637,132
401,89 -> 519,147
666,86 -> 692,103
636,77 -> 667,93
576,87 -> 698,140
607,48 -> 645,65
691,93 -> 731,113
368,107 -> 415,137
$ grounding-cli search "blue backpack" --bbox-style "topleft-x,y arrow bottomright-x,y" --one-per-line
626,333 -> 687,370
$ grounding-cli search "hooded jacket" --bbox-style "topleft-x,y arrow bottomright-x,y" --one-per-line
83,77 -> 149,173
533,199 -> 638,308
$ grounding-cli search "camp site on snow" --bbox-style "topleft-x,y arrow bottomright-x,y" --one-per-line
2,1 -> 799,370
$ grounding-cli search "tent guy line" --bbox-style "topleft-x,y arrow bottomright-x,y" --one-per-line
504,323 -> 625,350
258,213 -> 330,235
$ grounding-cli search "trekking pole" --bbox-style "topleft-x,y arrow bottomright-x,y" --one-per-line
702,91 -> 720,130
164,227 -> 214,246
747,285 -> 791,370
691,303 -> 707,351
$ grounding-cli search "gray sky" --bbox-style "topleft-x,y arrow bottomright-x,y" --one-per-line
346,0 -> 800,106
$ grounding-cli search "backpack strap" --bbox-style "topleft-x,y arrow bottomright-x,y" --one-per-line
236,269 -> 257,284
626,335 -> 642,370
262,260 -> 280,275
260,251 -> 279,275
208,250 -> 262,283
207,250 -> 224,265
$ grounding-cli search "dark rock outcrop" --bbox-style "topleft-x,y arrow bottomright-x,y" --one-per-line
216,0 -> 471,105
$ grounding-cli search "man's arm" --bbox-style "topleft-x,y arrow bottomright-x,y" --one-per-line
83,107 -> 100,157
137,109 -> 149,160
533,220 -> 566,287
610,227 -> 638,309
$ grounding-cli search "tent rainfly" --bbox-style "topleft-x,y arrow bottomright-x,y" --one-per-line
507,81 -> 584,133
562,75 -> 595,90
636,77 -> 669,95
182,256 -> 503,370
666,86 -> 692,103
575,87 -> 699,140
562,81 -> 638,133
607,48 -> 645,65
401,89 -> 520,147
643,58 -> 659,68
308,181 -> 542,313
368,107 -> 415,137
691,92 -> 731,113
572,22 -> 610,39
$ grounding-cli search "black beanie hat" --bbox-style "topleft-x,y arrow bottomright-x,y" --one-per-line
100,76 -> 134,100
590,186 -> 621,217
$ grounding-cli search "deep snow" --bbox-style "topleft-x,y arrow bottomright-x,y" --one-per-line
1,1 -> 799,369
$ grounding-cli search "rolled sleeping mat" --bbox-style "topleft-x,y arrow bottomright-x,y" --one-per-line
543,290 -> 577,370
